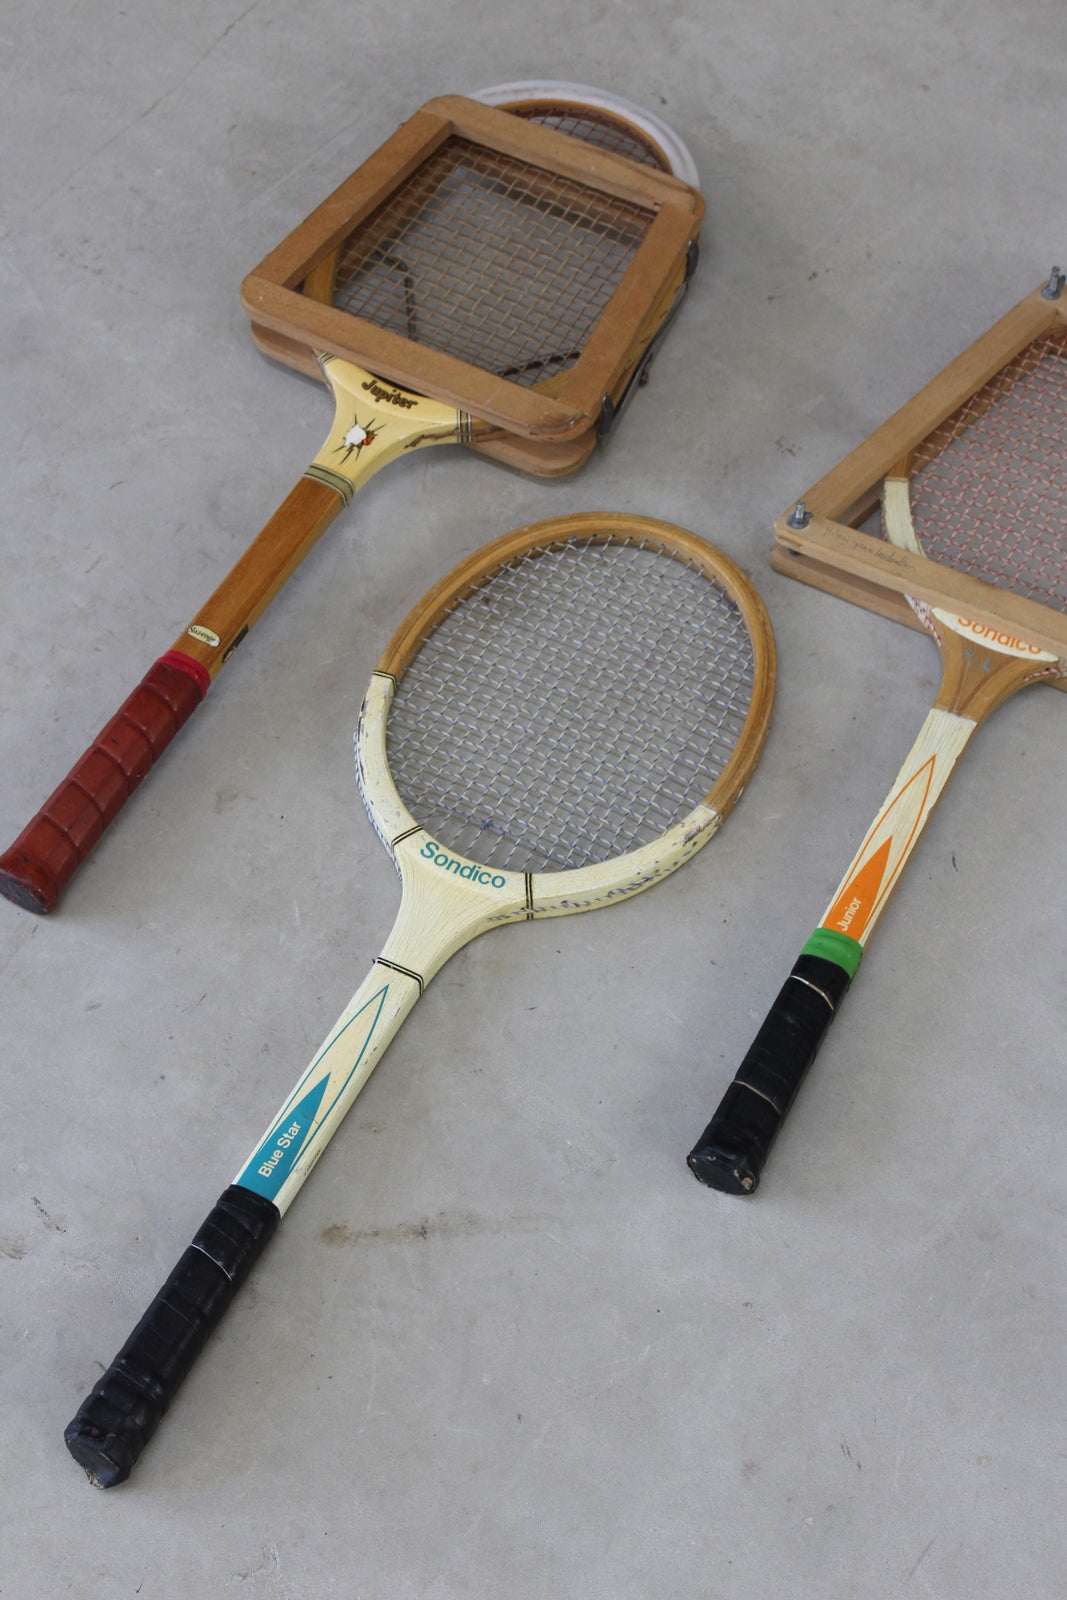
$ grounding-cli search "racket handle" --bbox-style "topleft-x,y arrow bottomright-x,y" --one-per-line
64,1185 -> 279,1487
687,952 -> 854,1194
0,652 -> 208,913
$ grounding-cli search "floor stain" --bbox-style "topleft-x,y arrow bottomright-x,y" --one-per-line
321,1210 -> 550,1247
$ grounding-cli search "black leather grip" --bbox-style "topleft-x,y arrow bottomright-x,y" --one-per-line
64,1185 -> 279,1486
687,954 -> 853,1194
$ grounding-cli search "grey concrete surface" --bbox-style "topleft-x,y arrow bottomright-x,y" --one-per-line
1,2 -> 1065,1595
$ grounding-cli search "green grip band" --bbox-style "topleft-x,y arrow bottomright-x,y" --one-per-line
801,926 -> 864,979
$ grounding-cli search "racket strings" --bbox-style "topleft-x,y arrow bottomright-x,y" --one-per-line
900,331 -> 1067,610
383,538 -> 756,874
331,138 -> 654,387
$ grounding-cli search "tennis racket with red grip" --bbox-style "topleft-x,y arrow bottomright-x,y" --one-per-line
0,93 -> 702,913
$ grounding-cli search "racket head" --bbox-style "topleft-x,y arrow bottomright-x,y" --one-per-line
356,512 -> 775,917
470,81 -> 701,186
773,281 -> 1067,665
241,97 -> 702,462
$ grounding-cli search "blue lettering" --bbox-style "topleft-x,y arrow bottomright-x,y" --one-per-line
416,839 -> 507,889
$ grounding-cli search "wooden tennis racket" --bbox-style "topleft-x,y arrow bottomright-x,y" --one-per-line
0,95 -> 701,914
688,282 -> 1067,1194
63,512 -> 774,1486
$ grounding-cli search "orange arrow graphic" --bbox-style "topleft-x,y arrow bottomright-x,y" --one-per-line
823,837 -> 893,941
821,754 -> 938,942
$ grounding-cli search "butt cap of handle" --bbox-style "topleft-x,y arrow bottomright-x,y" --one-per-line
64,1185 -> 279,1487
688,953 -> 853,1194
0,654 -> 207,914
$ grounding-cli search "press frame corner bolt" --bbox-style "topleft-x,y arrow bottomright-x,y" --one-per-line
1041,266 -> 1065,300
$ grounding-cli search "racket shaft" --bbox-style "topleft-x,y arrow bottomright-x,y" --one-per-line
231,961 -> 425,1216
689,706 -> 976,1192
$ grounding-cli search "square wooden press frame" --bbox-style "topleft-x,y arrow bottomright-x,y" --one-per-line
772,279 -> 1067,662
240,95 -> 704,444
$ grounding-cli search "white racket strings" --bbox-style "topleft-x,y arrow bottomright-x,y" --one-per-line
382,538 -> 757,874
898,331 -> 1067,610
330,138 -> 655,386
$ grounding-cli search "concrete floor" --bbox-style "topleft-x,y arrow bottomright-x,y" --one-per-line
2,2 -> 1065,1595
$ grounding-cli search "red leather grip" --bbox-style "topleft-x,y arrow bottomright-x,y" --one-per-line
0,655 -> 208,913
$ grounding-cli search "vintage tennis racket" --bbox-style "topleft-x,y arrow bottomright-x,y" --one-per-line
64,512 -> 774,1486
689,285 -> 1067,1194
0,94 -> 702,914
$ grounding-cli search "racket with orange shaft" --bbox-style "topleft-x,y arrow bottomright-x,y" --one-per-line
64,512 -> 774,1486
0,95 -> 701,914
689,325 -> 1067,1194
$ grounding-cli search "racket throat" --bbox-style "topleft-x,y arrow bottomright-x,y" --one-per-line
308,355 -> 476,503
926,608 -> 1060,721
